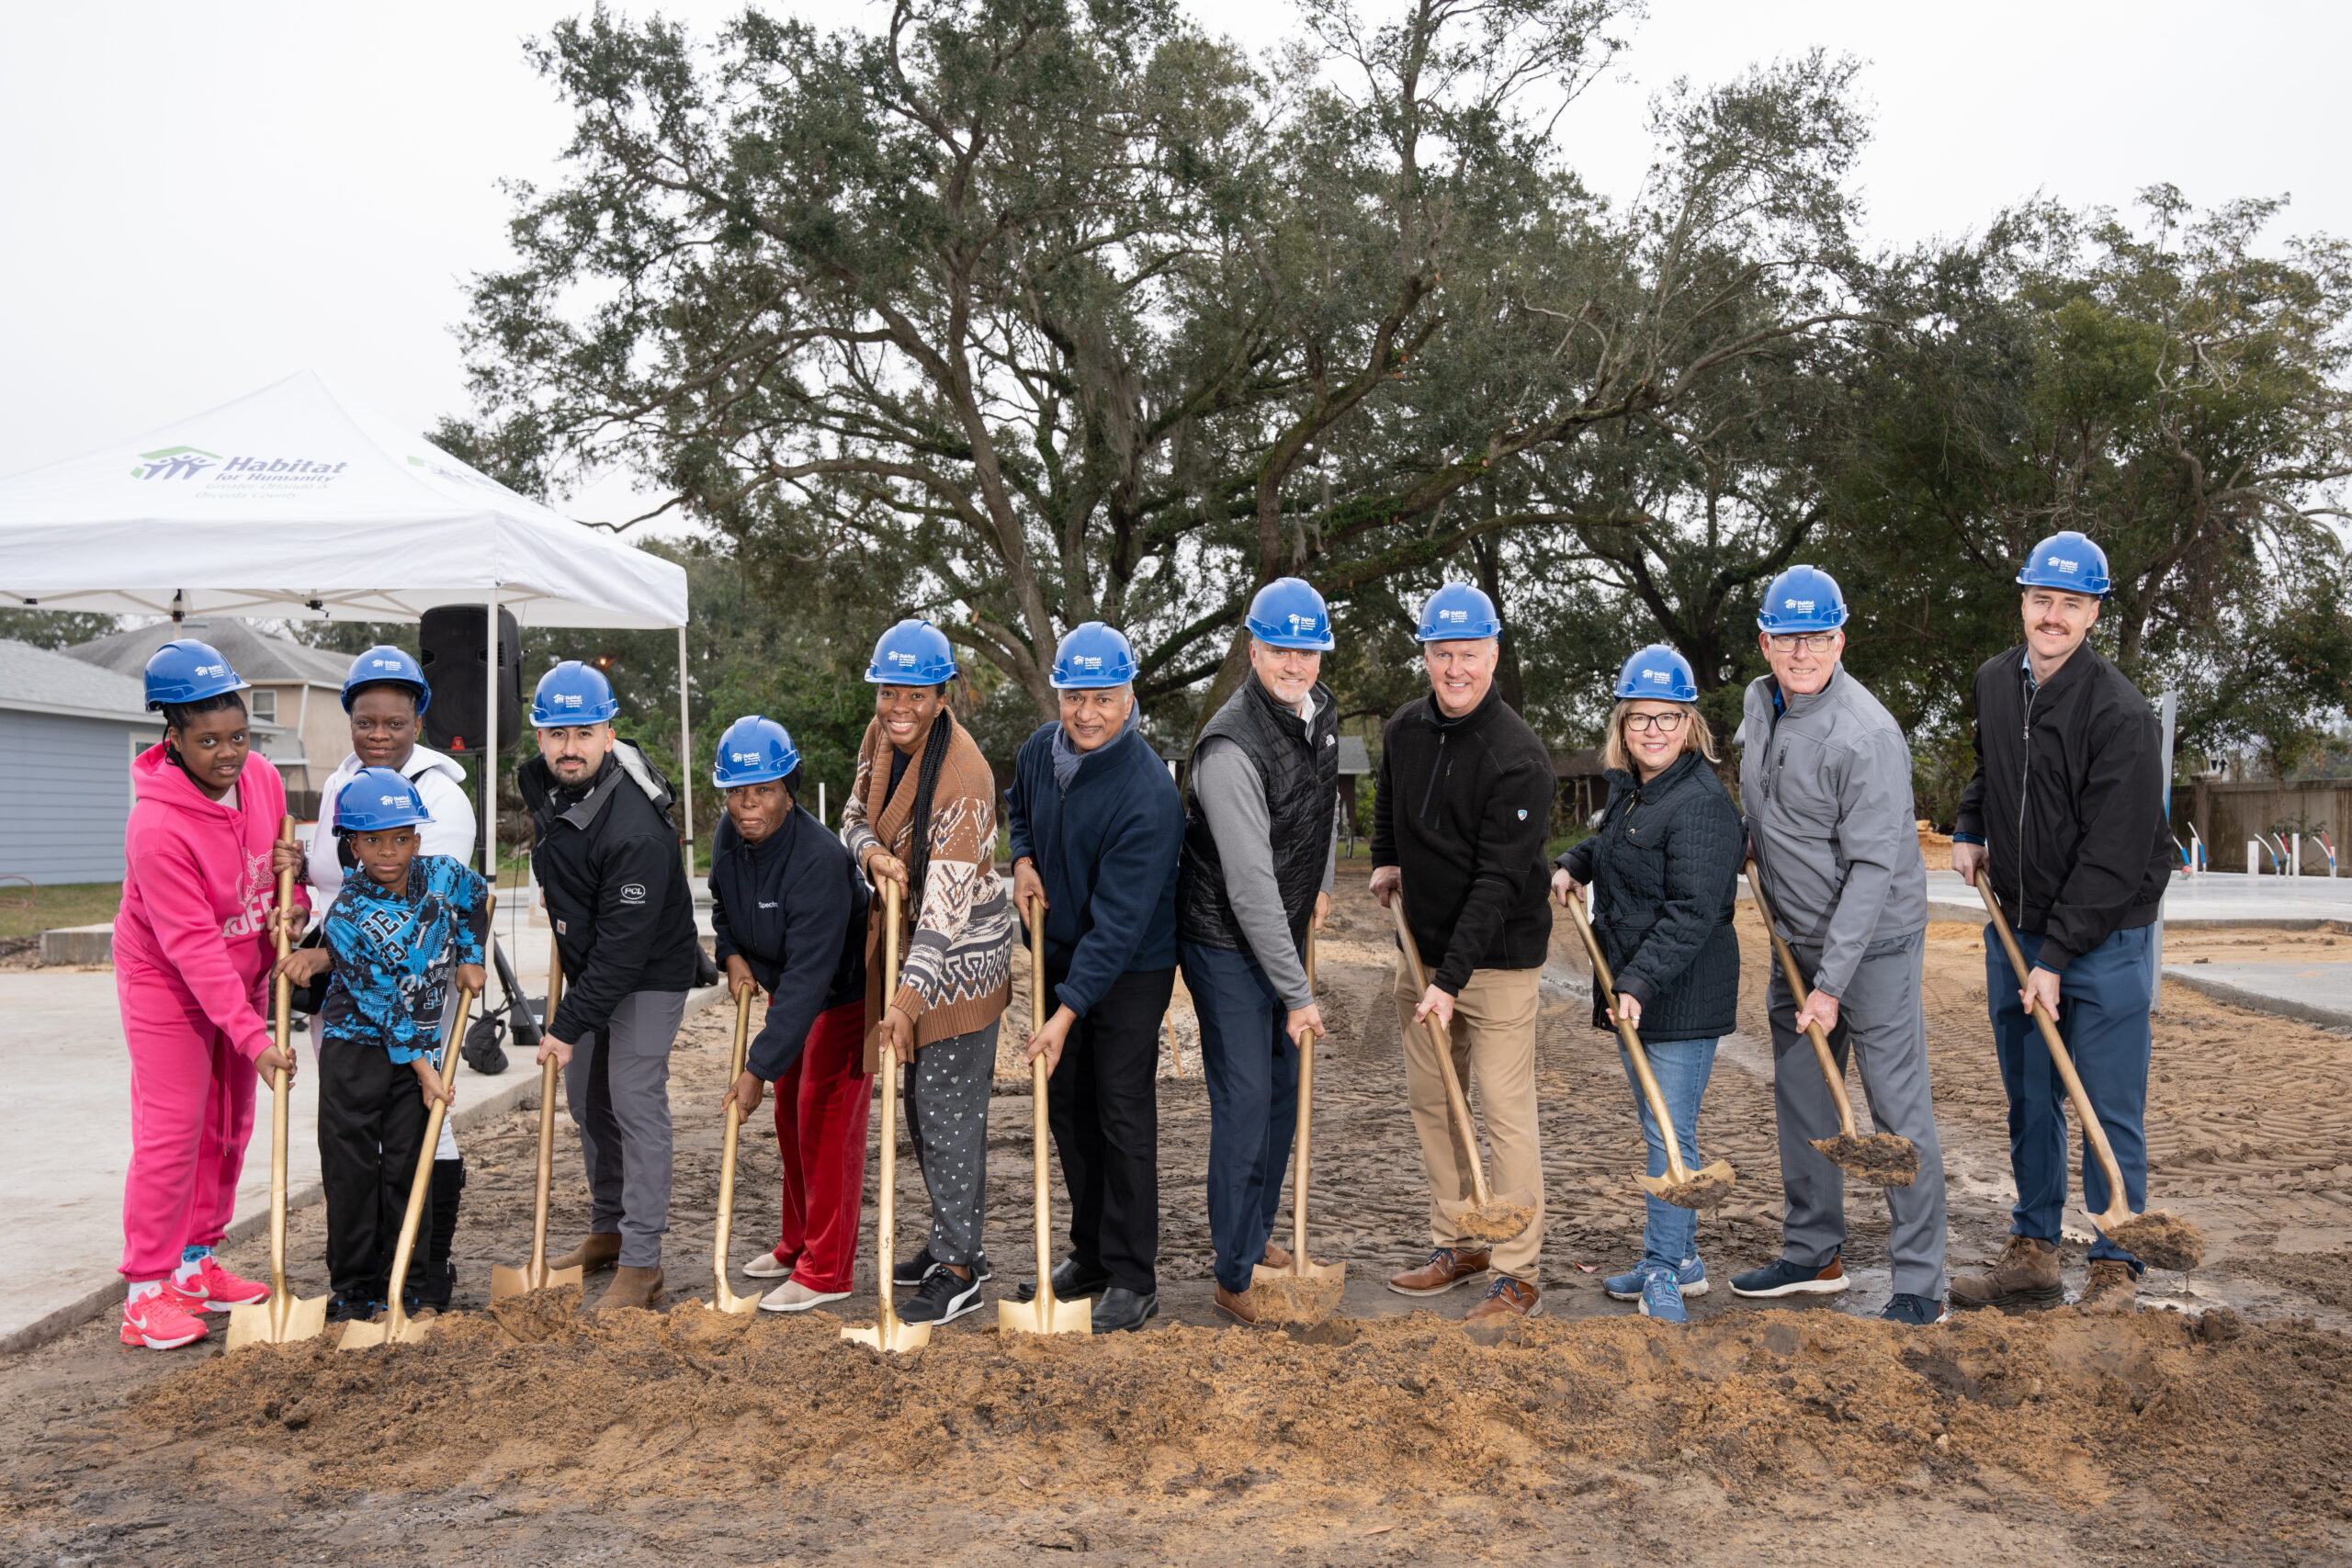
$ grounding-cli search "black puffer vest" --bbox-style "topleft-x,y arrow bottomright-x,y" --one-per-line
1177,676 -> 1339,950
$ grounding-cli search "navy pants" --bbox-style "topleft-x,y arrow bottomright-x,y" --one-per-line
1181,940 -> 1301,1294
1986,922 -> 2154,1269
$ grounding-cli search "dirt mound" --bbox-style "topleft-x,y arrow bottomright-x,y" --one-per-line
134,1299 -> 2352,1537
1813,1131 -> 1919,1185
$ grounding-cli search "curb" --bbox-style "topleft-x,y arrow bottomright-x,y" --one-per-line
0,983 -> 730,1360
2163,969 -> 2352,1033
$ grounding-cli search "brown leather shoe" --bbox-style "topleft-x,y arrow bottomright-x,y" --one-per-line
1261,1241 -> 1292,1271
2076,1258 -> 2138,1314
1950,1235 -> 2064,1312
594,1265 -> 664,1311
1386,1246 -> 1491,1297
550,1233 -> 623,1275
1464,1278 -> 1540,1321
1214,1284 -> 1265,1327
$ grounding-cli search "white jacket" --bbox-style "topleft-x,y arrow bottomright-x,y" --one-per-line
306,743 -> 476,913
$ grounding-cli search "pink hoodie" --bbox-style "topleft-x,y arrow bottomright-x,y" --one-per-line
115,745 -> 309,1063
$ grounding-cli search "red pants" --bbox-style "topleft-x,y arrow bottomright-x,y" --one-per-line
770,1000 -> 873,1292
117,955 -> 259,1280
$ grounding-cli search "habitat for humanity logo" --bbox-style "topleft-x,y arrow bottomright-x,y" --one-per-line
130,446 -> 222,480
130,445 -> 350,494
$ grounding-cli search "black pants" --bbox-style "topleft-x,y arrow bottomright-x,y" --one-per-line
318,1041 -> 431,1303
1043,962 -> 1174,1293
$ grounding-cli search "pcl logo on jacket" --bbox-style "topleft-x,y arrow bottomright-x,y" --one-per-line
618,883 -> 647,906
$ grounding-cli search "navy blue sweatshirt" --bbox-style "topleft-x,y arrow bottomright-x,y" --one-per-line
1005,718 -> 1182,1017
707,807 -> 869,1080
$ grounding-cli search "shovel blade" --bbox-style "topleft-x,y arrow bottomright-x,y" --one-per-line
840,1318 -> 933,1354
998,1293 -> 1092,1337
337,1318 -> 390,1351
713,1286 -> 761,1316
1250,1260 -> 1346,1286
223,1292 -> 330,1351
1438,1186 -> 1538,1244
491,1261 -> 584,1302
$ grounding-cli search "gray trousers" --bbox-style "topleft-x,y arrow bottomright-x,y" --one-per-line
901,1021 -> 997,1269
1768,931 -> 1948,1299
564,988 -> 688,1270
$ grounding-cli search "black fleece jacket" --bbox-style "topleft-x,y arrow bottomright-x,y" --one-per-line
708,807 -> 869,1080
1371,686 -> 1555,994
1556,750 -> 1743,1043
1953,642 -> 2172,972
518,742 -> 702,1041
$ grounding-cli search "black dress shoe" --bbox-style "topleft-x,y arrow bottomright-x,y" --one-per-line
1091,1286 -> 1159,1333
1015,1257 -> 1112,1303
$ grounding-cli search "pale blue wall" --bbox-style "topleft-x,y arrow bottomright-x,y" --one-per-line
0,709 -> 152,884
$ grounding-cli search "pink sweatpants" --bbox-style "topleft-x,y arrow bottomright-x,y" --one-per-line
117,955 -> 259,1280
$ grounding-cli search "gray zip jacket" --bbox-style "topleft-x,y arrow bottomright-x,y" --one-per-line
1736,666 -> 1928,998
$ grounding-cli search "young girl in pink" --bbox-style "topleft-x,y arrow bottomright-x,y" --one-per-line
113,640 -> 307,1349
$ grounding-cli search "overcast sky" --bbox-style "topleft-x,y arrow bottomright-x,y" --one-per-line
4,0 -> 2344,521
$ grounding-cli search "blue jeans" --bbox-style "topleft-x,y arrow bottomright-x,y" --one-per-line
1987,923 -> 2154,1269
1181,940 -> 1301,1294
1621,1036 -> 1717,1271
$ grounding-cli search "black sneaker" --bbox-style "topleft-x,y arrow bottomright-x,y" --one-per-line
1882,1292 -> 1949,1325
324,1292 -> 376,1325
899,1266 -> 985,1325
895,1246 -> 993,1287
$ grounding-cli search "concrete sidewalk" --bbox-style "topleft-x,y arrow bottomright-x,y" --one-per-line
2165,961 -> 2352,1032
1922,868 -> 2352,928
0,899 -> 718,1355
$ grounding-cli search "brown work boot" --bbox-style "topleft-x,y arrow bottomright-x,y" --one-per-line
550,1232 -> 622,1274
1386,1246 -> 1491,1297
1949,1235 -> 2064,1312
1213,1284 -> 1265,1327
1464,1278 -> 1541,1322
594,1265 -> 664,1311
2076,1259 -> 2138,1314
1261,1241 -> 1292,1271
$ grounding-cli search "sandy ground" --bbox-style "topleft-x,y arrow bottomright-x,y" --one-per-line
5,874 -> 2351,1565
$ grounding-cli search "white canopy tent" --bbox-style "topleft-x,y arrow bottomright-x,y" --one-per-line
0,370 -> 695,878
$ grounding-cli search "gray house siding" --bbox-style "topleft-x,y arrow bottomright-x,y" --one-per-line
0,708 -> 150,884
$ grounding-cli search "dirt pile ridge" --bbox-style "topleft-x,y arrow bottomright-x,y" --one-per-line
133,1296 -> 2352,1536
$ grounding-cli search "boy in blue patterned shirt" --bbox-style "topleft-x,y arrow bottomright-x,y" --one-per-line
277,767 -> 488,1320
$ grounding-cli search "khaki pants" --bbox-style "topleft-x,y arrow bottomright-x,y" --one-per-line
1393,959 -> 1544,1281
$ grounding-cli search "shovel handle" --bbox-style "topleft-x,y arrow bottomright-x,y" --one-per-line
528,939 -> 564,1280
379,985 -> 474,1340
1975,881 -> 2134,1214
1389,895 -> 1494,1209
876,880 -> 904,1337
1560,893 -> 1696,1187
1294,934 -> 1317,1274
713,987 -> 752,1304
267,818 -> 297,1306
1024,896 -> 1058,1313
1744,863 -> 1860,1139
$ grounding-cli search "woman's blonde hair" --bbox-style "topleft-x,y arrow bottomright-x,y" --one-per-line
1601,699 -> 1718,774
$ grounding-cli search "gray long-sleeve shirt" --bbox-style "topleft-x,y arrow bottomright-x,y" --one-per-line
1191,709 -> 1339,1010
1736,666 -> 1928,998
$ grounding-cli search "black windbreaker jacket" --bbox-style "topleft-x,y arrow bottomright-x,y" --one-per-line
518,740 -> 703,1041
1952,643 -> 2172,973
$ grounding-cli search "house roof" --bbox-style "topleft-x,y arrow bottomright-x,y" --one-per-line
1336,736 -> 1372,775
0,637 -> 153,721
65,618 -> 352,688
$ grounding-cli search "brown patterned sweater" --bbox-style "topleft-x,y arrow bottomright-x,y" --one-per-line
841,710 -> 1012,1065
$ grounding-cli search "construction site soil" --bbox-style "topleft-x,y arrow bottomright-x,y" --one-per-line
5,881 -> 2352,1565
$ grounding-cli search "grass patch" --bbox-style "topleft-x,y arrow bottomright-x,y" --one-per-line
0,881 -> 122,942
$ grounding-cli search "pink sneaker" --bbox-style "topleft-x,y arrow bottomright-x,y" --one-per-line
178,1256 -> 270,1311
120,1289 -> 209,1349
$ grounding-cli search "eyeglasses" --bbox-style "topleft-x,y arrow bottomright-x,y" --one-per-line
1623,711 -> 1687,734
1766,633 -> 1840,654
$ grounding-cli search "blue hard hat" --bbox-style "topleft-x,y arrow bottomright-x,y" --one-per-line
1415,582 -> 1502,643
712,715 -> 800,789
530,660 -> 619,727
144,638 -> 249,712
1244,577 -> 1335,651
334,766 -> 433,837
1756,565 -> 1849,635
2016,530 -> 2110,596
1615,643 -> 1699,702
865,619 -> 959,685
1050,622 -> 1139,689
341,645 -> 432,714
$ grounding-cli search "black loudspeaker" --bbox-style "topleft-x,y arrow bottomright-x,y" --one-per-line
420,604 -> 522,755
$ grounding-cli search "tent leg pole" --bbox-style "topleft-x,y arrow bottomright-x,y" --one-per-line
676,623 -> 694,890
483,589 -> 500,886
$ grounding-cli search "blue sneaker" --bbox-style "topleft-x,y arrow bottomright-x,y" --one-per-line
1605,1256 -> 1707,1303
1881,1292 -> 1949,1325
1729,1253 -> 1849,1298
1636,1267 -> 1688,1324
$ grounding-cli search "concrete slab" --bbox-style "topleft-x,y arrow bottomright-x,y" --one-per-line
40,923 -> 113,964
1922,868 -> 2352,929
2164,961 -> 2352,1032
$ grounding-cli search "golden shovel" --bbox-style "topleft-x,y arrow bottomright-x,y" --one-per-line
999,896 -> 1091,1337
842,879 -> 931,1353
342,947 -> 482,1350
491,936 -> 582,1302
1562,894 -> 1736,1210
226,817 -> 330,1350
1248,934 -> 1346,1318
698,987 -> 761,1314
1389,897 -> 1538,1242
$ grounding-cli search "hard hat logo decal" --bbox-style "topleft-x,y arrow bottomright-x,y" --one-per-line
1785,598 -> 1814,613
1442,609 -> 1466,622
197,663 -> 225,677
